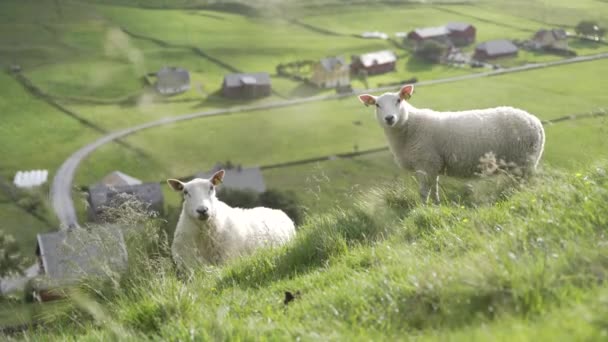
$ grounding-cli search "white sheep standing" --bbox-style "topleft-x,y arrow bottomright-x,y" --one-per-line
358,84 -> 545,203
167,170 -> 295,269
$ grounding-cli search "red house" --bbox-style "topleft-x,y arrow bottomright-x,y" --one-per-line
406,26 -> 451,49
351,50 -> 397,75
445,22 -> 476,46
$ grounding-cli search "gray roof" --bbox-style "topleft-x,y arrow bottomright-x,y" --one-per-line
411,26 -> 450,39
446,22 -> 473,32
319,56 -> 349,72
534,28 -> 567,40
35,227 -> 127,285
156,66 -> 190,94
196,164 -> 266,193
476,39 -> 518,56
88,183 -> 164,221
356,50 -> 397,67
96,171 -> 142,188
223,72 -> 271,88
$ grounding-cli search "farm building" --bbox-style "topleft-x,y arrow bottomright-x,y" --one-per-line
310,56 -> 350,88
406,26 -> 451,50
222,72 -> 271,99
531,28 -> 568,50
445,22 -> 476,46
351,50 -> 397,75
197,164 -> 266,193
95,170 -> 142,187
87,171 -> 163,222
407,23 -> 476,49
155,66 -> 190,95
474,39 -> 519,60
32,227 -> 127,301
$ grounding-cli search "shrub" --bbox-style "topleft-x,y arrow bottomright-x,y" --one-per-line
575,20 -> 606,38
0,231 -> 25,296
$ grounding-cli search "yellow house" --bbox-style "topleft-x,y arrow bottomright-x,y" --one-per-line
310,56 -> 350,88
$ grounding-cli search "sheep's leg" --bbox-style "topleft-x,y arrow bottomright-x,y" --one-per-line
430,175 -> 440,204
172,231 -> 202,272
415,170 -> 439,204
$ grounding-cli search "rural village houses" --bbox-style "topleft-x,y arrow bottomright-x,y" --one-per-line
222,72 -> 272,99
33,227 -> 127,301
310,56 -> 350,88
155,66 -> 190,95
87,171 -> 164,223
474,39 -> 519,60
407,22 -> 476,50
531,28 -> 569,50
351,50 -> 397,75
197,164 -> 267,193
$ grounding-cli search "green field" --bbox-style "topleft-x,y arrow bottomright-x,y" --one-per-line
1,1 -> 608,338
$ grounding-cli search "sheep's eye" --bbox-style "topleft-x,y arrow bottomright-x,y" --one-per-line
183,190 -> 189,196
375,103 -> 380,108
396,99 -> 401,104
209,185 -> 215,193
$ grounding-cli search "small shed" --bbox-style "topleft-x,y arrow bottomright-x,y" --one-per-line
445,22 -> 476,46
33,227 -> 128,301
87,171 -> 163,222
155,67 -> 190,95
351,50 -> 397,75
532,28 -> 568,50
310,56 -> 350,89
474,39 -> 519,60
196,164 -> 266,193
222,72 -> 272,100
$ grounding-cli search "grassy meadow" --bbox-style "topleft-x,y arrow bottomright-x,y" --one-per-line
1,0 -> 607,339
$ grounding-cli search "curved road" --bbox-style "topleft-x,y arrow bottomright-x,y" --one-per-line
52,52 -> 608,228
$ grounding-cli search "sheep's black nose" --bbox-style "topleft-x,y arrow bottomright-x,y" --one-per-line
385,115 -> 396,124
196,207 -> 208,216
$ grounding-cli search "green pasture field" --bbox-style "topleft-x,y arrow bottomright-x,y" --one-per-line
5,0 -> 607,106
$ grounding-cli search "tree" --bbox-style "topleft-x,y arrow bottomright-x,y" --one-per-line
0,231 -> 26,296
575,20 -> 606,38
415,40 -> 449,63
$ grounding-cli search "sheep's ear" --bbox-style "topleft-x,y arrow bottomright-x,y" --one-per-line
358,94 -> 376,107
167,179 -> 184,192
399,84 -> 414,100
210,170 -> 225,185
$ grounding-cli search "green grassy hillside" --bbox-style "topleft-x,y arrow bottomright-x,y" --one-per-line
3,162 -> 607,340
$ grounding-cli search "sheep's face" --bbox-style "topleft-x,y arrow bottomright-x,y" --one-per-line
359,84 -> 414,128
167,170 -> 224,221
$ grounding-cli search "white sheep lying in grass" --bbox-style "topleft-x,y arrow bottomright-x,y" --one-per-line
358,84 -> 545,203
167,170 -> 295,269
